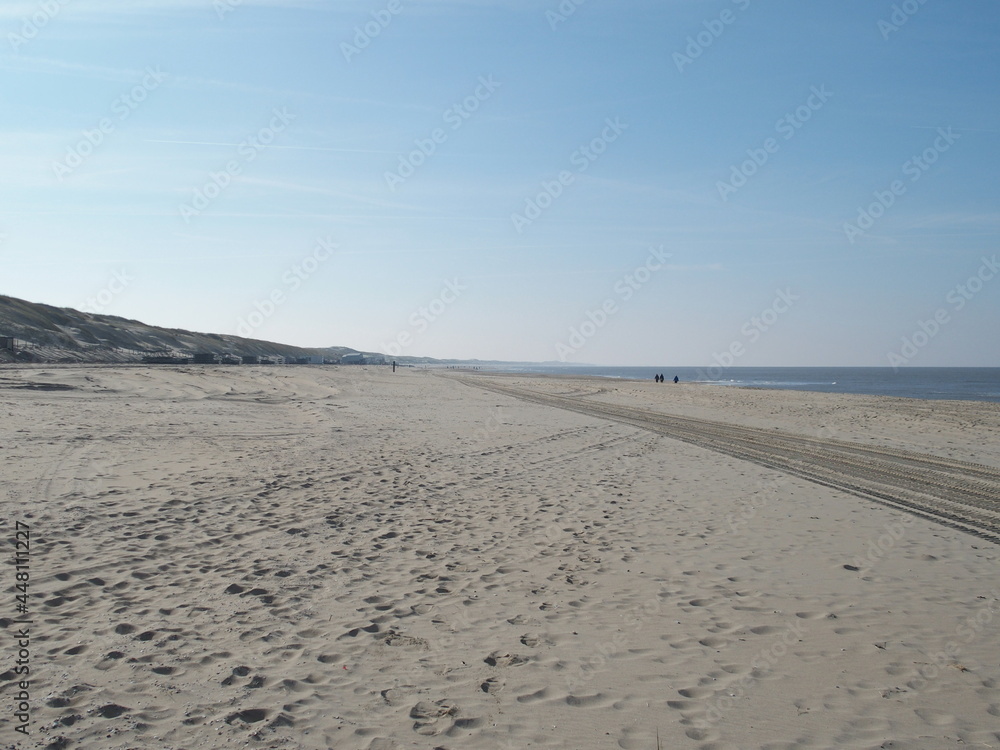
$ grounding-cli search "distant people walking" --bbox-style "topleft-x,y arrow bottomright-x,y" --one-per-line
654,374 -> 661,383
673,375 -> 679,383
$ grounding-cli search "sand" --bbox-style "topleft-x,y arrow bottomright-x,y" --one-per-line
1,365 -> 998,750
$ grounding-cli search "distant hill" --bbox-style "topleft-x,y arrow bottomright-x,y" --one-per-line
0,294 -> 393,365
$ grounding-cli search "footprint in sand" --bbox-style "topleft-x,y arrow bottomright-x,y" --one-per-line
506,614 -> 536,626
225,708 -> 268,724
677,687 -> 715,700
698,635 -> 728,649
484,651 -> 530,667
409,699 -> 458,736
914,707 -> 955,726
564,692 -> 610,708
849,716 -> 891,734
616,728 -> 661,749
376,630 -> 429,649
718,663 -> 750,675
516,687 -> 549,703
749,625 -> 784,635
95,651 -> 126,671
685,726 -> 721,742
95,704 -> 129,719
480,678 -> 504,695
794,611 -> 827,620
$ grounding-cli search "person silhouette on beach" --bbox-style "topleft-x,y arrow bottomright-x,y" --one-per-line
673,375 -> 679,383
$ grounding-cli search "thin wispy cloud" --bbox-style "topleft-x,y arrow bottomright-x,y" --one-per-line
234,176 -> 417,211
0,0 -> 324,20
0,54 -> 454,111
0,54 -> 312,99
144,140 -> 400,155
0,0 -> 537,22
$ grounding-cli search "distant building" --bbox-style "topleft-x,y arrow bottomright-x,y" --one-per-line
192,352 -> 218,364
0,337 -> 16,351
142,355 -> 189,364
340,353 -> 364,365
242,355 -> 260,365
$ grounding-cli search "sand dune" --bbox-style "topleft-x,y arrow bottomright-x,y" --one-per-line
2,366 -> 998,750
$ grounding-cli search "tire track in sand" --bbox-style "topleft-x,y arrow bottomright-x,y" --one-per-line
453,376 -> 1000,545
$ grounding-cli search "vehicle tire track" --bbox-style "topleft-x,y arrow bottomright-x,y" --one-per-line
454,377 -> 1000,545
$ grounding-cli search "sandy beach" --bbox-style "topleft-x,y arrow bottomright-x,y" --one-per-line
2,365 -> 999,750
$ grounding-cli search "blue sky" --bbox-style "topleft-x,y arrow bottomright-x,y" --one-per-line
2,0 -> 998,366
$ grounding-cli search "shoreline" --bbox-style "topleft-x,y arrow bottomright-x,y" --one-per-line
5,360 -> 1000,402
447,366 -> 1000,404
448,367 -> 1000,405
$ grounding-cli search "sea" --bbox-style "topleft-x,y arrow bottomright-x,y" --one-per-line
460,366 -> 1000,403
